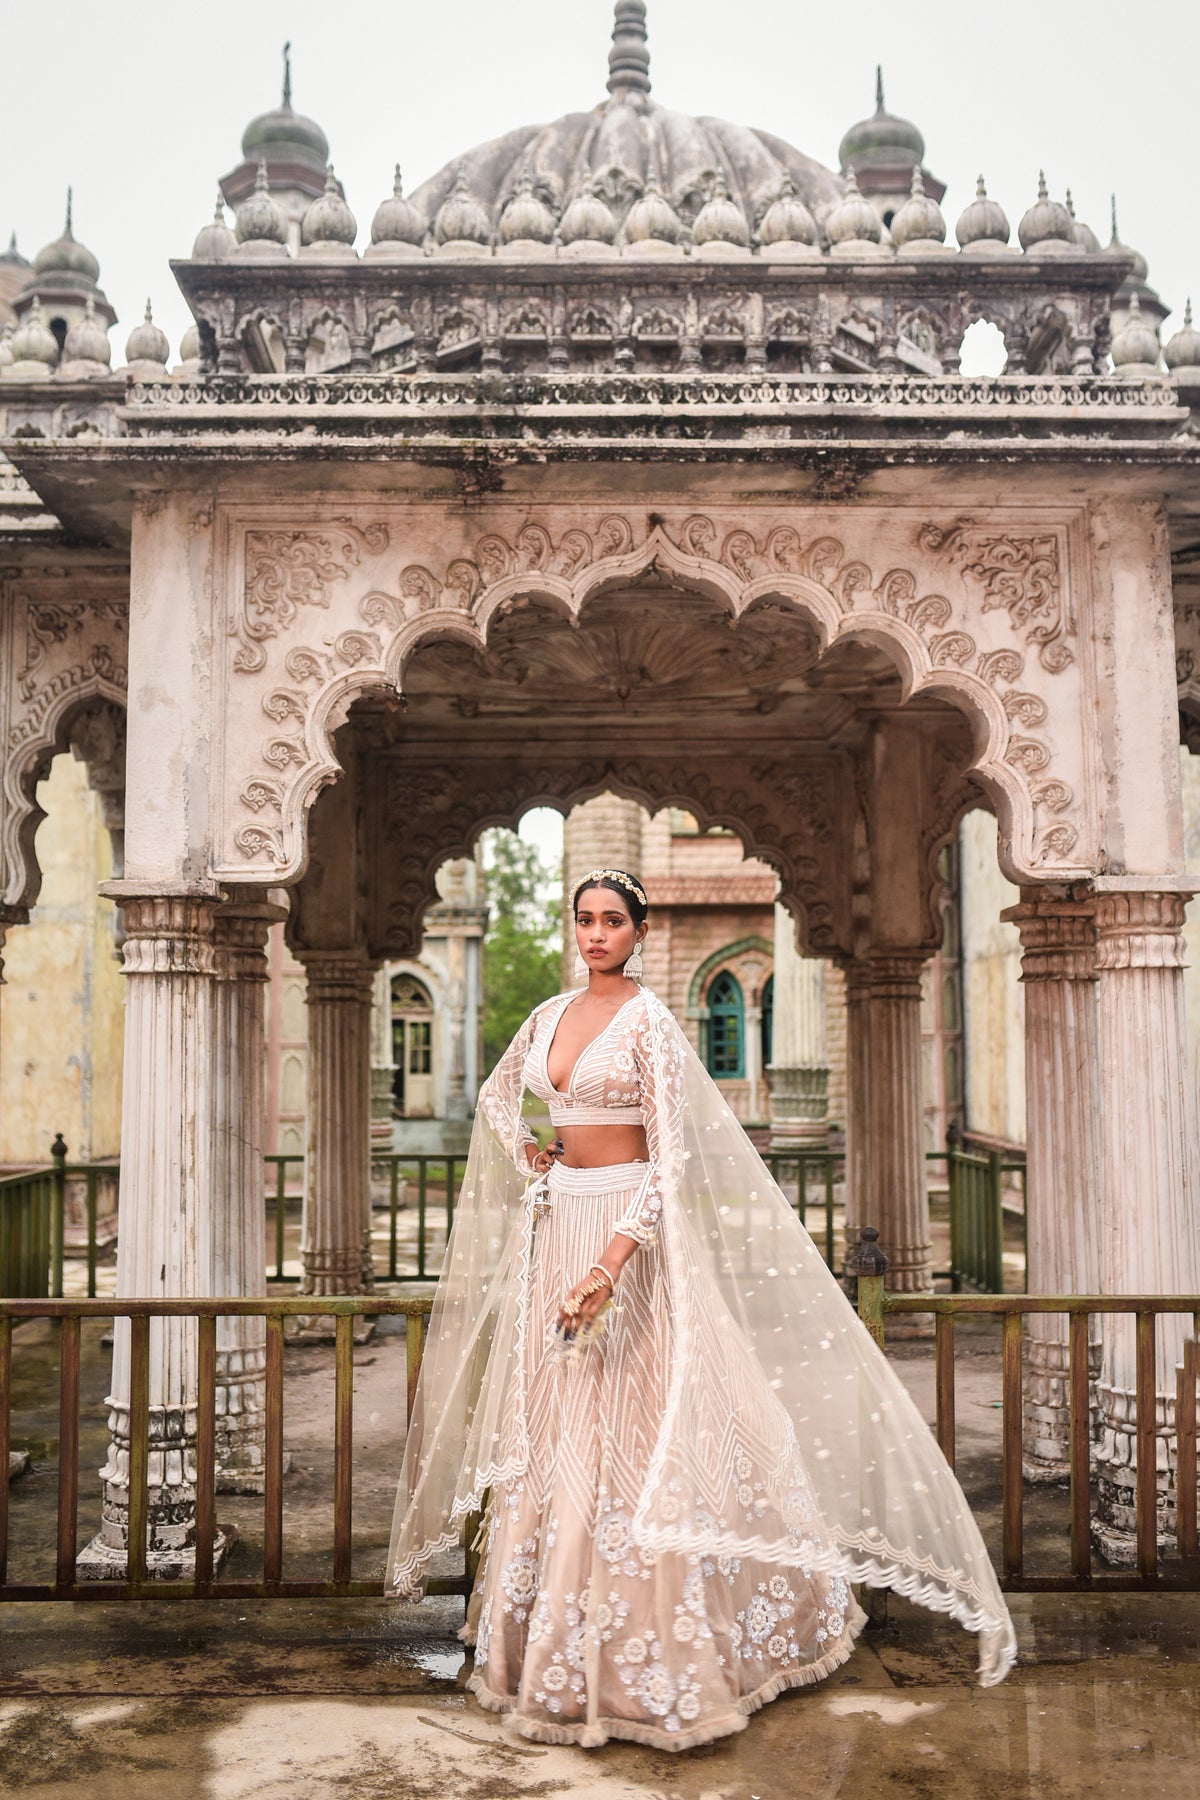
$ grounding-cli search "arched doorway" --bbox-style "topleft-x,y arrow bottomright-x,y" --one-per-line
391,973 -> 435,1119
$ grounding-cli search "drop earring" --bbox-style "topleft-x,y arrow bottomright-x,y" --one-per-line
573,950 -> 589,982
625,942 -> 645,981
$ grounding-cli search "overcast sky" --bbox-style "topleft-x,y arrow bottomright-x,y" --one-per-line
1,0 -> 1195,366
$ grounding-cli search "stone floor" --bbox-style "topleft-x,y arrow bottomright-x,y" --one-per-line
0,1590 -> 1197,1798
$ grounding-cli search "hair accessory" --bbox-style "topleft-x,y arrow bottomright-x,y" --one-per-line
624,942 -> 644,981
571,867 -> 648,909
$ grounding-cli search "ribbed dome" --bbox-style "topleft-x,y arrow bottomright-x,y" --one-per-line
624,176 -> 682,244
1110,292 -> 1160,370
1065,191 -> 1100,254
370,167 -> 427,247
302,166 -> 357,246
559,177 -> 618,245
236,164 -> 288,246
11,298 -> 58,367
499,171 -> 556,244
692,173 -> 750,247
1107,197 -> 1149,283
1165,300 -> 1200,371
33,191 -> 100,287
242,44 -> 329,168
956,176 -> 1009,249
125,299 -> 170,367
826,169 -> 882,246
838,67 -> 925,173
1018,172 -> 1074,250
62,295 -> 111,366
408,5 -> 841,254
435,170 -> 492,246
757,172 -> 818,247
890,168 -> 945,247
193,197 -> 237,260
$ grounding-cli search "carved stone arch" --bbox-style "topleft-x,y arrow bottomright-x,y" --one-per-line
3,683 -> 128,911
303,305 -> 353,374
236,306 -> 286,374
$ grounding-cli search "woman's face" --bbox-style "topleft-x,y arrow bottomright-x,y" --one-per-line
574,885 -> 647,976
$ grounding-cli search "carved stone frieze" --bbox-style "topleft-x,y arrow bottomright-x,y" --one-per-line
211,504 -> 1094,889
1,580 -> 129,909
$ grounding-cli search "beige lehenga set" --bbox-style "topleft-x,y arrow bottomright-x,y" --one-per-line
390,988 -> 1014,1750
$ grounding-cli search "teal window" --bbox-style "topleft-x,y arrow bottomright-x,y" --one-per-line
706,972 -> 745,1078
760,974 -> 774,1069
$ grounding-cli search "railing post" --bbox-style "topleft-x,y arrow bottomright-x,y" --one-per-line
49,1135 -> 67,1301
850,1226 -> 889,1350
946,1121 -> 962,1293
988,1149 -> 1005,1294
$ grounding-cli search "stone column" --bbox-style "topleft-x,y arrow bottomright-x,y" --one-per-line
369,966 -> 395,1201
867,953 -> 933,1296
298,950 -> 376,1296
1092,890 -> 1200,1558
840,960 -> 872,1267
80,894 -> 220,1577
1006,892 -> 1102,1481
210,902 -> 280,1493
768,905 -> 830,1148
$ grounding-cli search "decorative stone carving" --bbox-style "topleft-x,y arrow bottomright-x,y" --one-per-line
210,504 -> 1093,894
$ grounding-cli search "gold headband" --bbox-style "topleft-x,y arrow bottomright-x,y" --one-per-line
571,867 -> 648,909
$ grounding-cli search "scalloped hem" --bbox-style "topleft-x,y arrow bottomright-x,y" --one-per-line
463,1604 -> 865,1752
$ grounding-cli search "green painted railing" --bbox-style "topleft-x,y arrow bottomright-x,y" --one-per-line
3,1128 -> 1026,1298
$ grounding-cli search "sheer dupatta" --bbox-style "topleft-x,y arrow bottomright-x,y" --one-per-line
388,988 -> 1016,1687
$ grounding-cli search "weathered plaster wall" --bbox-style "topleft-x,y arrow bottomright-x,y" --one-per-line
1176,748 -> 1200,1074
0,754 -> 123,1164
960,809 -> 1025,1143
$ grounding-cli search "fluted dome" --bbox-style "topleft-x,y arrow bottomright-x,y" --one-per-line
1065,191 -> 1100,254
1165,300 -> 1200,370
623,176 -> 683,245
956,175 -> 1010,250
839,67 -> 925,175
692,174 -> 750,248
1107,197 -> 1149,283
33,192 -> 100,287
235,164 -> 288,250
193,197 -> 237,260
62,295 -> 111,368
435,169 -> 492,247
826,169 -> 882,246
370,167 -> 427,247
757,173 -> 818,248
1111,292 -> 1160,371
559,178 -> 617,245
890,168 -> 945,247
499,171 -> 556,244
10,298 -> 58,368
302,166 -> 357,249
179,323 -> 201,363
1018,172 -> 1074,250
125,299 -> 170,367
408,5 -> 841,259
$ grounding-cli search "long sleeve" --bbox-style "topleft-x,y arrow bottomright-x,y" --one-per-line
613,995 -> 686,1247
477,1009 -> 539,1172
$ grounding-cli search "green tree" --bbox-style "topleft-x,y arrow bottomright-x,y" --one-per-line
481,829 -> 562,1070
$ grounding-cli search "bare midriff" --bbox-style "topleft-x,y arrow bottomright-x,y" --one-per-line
553,1122 -> 649,1170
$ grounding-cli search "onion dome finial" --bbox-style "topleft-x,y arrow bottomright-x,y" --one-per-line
692,173 -> 750,249
1064,190 -> 1100,253
758,172 -> 818,249
956,174 -> 1010,249
623,175 -> 683,246
499,171 -> 556,245
193,194 -> 237,260
125,298 -> 170,368
826,168 -> 883,247
1110,292 -> 1161,371
559,176 -> 617,245
302,165 -> 357,248
235,162 -> 288,247
890,165 -> 946,247
61,293 -> 111,370
1165,299 -> 1200,371
33,187 -> 101,286
1018,170 -> 1074,250
10,296 -> 59,369
434,167 -> 492,247
370,165 -> 427,248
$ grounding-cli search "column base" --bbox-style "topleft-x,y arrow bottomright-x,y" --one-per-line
76,1524 -> 234,1583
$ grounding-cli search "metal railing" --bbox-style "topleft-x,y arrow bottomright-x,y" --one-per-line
853,1232 -> 1200,1592
4,1130 -> 1026,1299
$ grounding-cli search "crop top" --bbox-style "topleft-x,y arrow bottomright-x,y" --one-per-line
477,989 -> 670,1245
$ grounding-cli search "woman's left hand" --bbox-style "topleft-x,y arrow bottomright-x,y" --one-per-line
557,1268 -> 614,1338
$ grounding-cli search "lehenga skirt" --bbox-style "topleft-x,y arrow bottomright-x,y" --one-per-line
461,1159 -> 866,1751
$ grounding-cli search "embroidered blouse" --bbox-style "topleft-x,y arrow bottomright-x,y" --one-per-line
477,989 -> 671,1245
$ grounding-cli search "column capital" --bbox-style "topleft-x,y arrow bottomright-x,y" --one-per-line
1003,891 -> 1097,982
1093,890 -> 1188,972
106,893 -> 219,976
863,949 -> 930,999
296,948 -> 376,1003
213,901 -> 286,983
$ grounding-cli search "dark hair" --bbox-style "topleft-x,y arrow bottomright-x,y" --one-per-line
571,868 -> 649,927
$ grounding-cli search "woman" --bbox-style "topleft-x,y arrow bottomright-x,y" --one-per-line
390,868 -> 1015,1749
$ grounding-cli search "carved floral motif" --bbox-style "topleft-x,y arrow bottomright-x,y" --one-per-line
237,526 -> 390,674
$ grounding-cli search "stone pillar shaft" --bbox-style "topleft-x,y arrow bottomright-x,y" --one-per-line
863,954 -> 932,1296
1007,893 -> 1102,1481
300,951 -> 375,1296
84,895 -> 218,1575
1092,891 -> 1200,1554
768,903 -> 830,1149
210,906 -> 277,1493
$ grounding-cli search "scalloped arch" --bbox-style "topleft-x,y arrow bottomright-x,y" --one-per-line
2,678 -> 127,911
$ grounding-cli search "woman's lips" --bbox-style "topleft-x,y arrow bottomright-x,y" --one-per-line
587,948 -> 608,958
